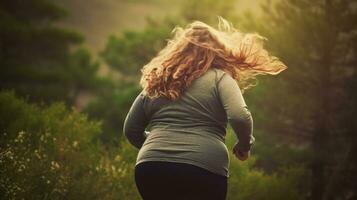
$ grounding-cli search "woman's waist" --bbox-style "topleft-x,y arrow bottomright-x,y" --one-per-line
138,131 -> 229,168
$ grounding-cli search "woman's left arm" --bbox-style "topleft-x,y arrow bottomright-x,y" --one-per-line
123,91 -> 150,149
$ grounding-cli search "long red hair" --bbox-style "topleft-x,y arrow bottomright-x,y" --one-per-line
140,17 -> 287,101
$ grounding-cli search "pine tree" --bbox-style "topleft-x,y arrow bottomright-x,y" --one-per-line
0,0 -> 99,104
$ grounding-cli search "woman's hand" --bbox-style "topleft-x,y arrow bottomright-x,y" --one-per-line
232,143 -> 250,161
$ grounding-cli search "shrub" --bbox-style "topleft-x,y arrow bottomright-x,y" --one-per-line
0,91 -> 139,200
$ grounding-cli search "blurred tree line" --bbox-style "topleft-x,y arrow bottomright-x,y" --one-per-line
238,0 -> 357,199
0,0 -> 356,199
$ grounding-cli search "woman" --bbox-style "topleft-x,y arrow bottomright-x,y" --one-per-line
123,17 -> 287,200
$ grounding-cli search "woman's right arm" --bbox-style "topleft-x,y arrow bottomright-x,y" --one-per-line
123,91 -> 150,149
216,72 -> 255,153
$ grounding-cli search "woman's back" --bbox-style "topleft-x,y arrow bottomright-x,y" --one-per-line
143,67 -> 228,140
124,67 -> 255,177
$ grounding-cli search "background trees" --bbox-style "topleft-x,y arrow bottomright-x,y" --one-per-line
239,0 -> 357,199
0,0 -> 100,104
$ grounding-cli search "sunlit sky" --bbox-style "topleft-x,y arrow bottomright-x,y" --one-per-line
55,0 -> 265,53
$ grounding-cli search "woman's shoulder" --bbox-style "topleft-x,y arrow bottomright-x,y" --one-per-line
207,67 -> 228,83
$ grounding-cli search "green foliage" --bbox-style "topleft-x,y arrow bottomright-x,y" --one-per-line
227,156 -> 306,200
0,91 -> 139,200
84,84 -> 142,146
100,17 -> 180,76
0,0 -> 99,104
67,48 -> 100,90
238,0 -> 357,199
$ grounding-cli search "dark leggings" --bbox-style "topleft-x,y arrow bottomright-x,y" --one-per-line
134,161 -> 227,200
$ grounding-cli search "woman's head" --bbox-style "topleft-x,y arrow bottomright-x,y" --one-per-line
140,17 -> 287,101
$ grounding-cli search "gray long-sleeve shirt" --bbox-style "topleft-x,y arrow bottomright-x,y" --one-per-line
123,67 -> 255,177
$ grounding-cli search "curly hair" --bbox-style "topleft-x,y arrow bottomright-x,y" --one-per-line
140,17 -> 287,101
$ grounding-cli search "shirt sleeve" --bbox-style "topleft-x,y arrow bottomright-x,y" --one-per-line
123,91 -> 150,149
216,72 -> 255,152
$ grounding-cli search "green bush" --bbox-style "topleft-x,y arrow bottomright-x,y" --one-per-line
227,155 -> 306,200
0,91 -> 140,200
